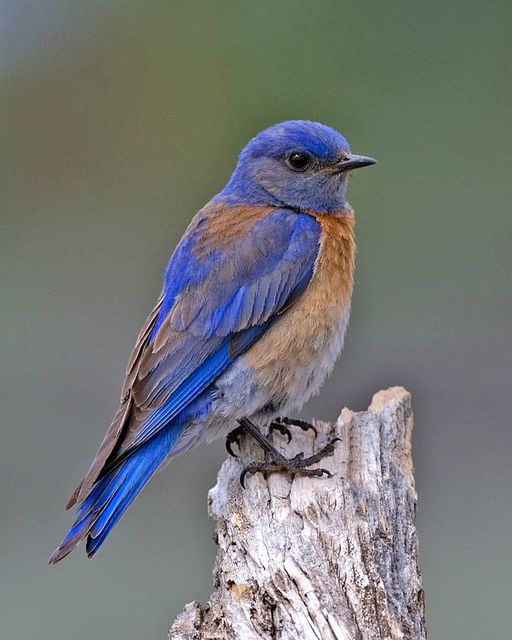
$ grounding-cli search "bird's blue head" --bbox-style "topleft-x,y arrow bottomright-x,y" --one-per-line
219,120 -> 376,213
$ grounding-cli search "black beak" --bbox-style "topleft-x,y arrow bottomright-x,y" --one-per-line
335,154 -> 377,172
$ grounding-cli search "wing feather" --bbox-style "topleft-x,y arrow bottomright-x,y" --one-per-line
70,204 -> 320,506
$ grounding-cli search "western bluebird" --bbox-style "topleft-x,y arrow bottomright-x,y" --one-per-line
49,120 -> 375,563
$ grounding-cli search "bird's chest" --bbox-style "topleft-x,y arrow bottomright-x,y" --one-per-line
244,212 -> 356,410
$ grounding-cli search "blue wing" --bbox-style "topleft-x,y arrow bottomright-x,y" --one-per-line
50,203 -> 320,562
123,205 -> 321,452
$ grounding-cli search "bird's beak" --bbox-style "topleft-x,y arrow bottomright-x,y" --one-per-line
335,154 -> 377,172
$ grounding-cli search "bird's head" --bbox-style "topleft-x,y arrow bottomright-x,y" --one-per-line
220,120 -> 376,213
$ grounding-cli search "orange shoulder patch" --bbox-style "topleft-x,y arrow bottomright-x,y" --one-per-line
193,201 -> 275,258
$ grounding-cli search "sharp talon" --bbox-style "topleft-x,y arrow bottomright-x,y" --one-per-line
226,440 -> 238,457
240,464 -> 258,488
299,467 -> 332,479
306,424 -> 318,438
226,440 -> 238,458
226,425 -> 246,458
280,417 -> 318,437
268,421 -> 292,443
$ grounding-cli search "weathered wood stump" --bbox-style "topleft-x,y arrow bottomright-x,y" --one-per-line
169,387 -> 426,640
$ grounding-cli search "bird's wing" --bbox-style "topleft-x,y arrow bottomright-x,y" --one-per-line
69,203 -> 321,506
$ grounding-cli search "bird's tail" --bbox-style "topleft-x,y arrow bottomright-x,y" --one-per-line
49,425 -> 183,564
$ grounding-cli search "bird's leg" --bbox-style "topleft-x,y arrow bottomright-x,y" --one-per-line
228,415 -> 316,457
236,417 -> 339,488
268,416 -> 318,443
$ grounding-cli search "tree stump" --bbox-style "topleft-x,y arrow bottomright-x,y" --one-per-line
168,386 -> 426,640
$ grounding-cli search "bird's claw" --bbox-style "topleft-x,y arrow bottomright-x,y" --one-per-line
240,462 -> 333,489
225,425 -> 246,457
268,421 -> 292,443
269,417 -> 318,441
239,437 -> 339,488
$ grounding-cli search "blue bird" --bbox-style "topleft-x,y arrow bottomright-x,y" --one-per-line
49,120 -> 375,563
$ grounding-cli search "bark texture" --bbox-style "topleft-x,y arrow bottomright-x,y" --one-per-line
168,387 -> 426,640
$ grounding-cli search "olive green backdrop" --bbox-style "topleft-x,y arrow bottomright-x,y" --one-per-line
2,2 -> 511,638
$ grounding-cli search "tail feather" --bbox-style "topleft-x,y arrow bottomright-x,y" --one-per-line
86,478 -> 146,556
89,465 -> 151,544
49,425 -> 183,564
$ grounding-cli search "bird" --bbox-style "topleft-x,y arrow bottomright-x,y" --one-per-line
49,120 -> 376,564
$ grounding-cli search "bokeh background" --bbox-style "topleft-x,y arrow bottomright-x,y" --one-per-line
2,1 -> 511,638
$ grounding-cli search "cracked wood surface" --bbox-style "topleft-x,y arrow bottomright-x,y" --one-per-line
168,387 -> 426,640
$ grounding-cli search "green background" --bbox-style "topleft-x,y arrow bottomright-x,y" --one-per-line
2,2 -> 511,638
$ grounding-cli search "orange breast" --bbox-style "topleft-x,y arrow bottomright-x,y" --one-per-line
245,210 -> 356,404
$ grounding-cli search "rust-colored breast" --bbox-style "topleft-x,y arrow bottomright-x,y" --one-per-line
309,209 -> 356,309
245,210 -> 356,399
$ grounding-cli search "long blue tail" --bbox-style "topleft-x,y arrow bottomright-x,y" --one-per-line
49,425 -> 183,563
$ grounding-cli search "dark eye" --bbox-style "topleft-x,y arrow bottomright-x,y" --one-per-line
287,151 -> 311,172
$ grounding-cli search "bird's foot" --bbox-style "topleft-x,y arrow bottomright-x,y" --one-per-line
228,417 -> 317,457
235,417 -> 338,488
268,416 -> 317,443
240,440 -> 338,488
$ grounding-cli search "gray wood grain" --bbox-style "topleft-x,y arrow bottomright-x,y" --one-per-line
169,387 -> 426,640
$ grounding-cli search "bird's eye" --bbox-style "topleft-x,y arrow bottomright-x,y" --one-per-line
287,151 -> 311,172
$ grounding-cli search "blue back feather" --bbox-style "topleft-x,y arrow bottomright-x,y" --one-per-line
51,204 -> 321,561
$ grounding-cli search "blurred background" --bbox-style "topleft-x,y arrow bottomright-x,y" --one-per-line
2,1 -> 511,638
